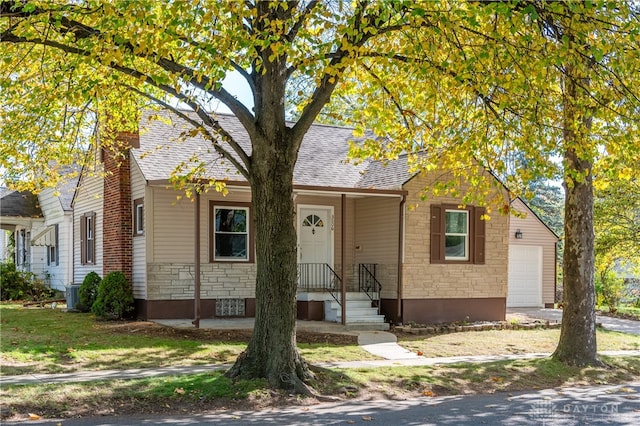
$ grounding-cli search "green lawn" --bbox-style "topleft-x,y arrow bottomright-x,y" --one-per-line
398,328 -> 640,358
0,304 -> 375,375
2,303 -> 640,420
597,304 -> 640,320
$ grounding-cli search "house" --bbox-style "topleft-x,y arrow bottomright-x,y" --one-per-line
0,188 -> 45,276
0,176 -> 78,291
71,110 -> 558,325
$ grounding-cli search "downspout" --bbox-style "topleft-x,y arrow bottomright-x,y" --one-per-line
397,194 -> 406,324
193,191 -> 201,329
341,193 -> 346,326
553,241 -> 558,308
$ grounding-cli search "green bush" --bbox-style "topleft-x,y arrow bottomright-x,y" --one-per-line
76,272 -> 102,312
0,261 -> 55,301
92,271 -> 134,320
596,270 -> 626,313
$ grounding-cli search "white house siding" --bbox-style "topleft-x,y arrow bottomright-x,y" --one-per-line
73,172 -> 104,283
509,198 -> 558,307
37,188 -> 73,290
130,159 -> 147,299
354,196 -> 401,299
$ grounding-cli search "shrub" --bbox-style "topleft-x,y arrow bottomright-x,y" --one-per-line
0,261 -> 55,301
596,270 -> 626,313
76,272 -> 102,312
92,271 -> 134,320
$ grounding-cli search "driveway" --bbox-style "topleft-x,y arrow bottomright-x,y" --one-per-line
508,308 -> 640,336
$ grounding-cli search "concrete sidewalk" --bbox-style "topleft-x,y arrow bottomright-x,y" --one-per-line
3,350 -> 640,387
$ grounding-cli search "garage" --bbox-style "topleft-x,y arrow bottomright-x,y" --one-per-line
507,245 -> 543,307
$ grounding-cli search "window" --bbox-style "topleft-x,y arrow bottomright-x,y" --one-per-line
80,212 -> 96,265
47,225 -> 59,266
133,198 -> 144,236
445,210 -> 468,260
210,202 -> 252,262
430,204 -> 485,264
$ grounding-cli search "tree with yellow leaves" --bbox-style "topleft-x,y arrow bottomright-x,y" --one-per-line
2,1 -> 639,391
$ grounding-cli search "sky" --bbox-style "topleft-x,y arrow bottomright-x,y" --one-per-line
215,71 -> 254,115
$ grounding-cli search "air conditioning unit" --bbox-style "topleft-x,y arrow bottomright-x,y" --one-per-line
65,284 -> 81,311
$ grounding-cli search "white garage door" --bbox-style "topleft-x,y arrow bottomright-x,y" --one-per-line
508,245 -> 543,307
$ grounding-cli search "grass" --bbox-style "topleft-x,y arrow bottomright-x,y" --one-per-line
3,356 -> 639,420
2,302 -> 640,420
597,304 -> 640,320
0,304 -> 376,375
398,328 -> 640,358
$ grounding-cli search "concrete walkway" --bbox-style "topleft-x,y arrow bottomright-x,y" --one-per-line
508,308 -> 640,335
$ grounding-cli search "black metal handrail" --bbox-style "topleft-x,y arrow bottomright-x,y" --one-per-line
297,263 -> 342,306
359,263 -> 382,314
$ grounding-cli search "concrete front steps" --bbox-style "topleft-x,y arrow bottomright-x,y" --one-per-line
325,292 -> 389,331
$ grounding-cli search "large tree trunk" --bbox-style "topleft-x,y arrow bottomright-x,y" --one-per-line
552,61 -> 601,366
226,130 -> 313,391
552,148 -> 601,366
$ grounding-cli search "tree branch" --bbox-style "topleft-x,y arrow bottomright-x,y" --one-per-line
285,0 -> 320,42
1,30 -> 252,176
127,86 -> 250,179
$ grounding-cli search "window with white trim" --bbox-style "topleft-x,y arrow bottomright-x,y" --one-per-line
445,210 -> 469,260
81,212 -> 96,265
430,204 -> 485,265
133,198 -> 144,236
47,225 -> 59,266
212,205 -> 250,261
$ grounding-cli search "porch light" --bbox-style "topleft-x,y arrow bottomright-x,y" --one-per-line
515,229 -> 523,239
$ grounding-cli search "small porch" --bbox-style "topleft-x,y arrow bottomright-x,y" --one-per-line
296,262 -> 389,330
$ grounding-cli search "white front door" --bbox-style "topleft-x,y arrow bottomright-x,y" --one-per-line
298,206 -> 333,288
298,206 -> 333,264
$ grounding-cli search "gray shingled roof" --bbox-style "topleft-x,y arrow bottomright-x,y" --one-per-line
0,189 -> 43,218
133,110 -> 412,191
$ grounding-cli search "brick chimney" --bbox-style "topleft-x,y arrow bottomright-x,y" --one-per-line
102,131 -> 139,283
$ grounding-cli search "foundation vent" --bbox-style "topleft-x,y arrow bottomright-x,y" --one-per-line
215,298 -> 245,317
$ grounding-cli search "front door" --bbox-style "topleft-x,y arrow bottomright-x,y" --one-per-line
298,206 -> 333,288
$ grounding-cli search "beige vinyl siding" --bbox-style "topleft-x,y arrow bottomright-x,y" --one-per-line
130,159 -> 147,298
151,186 -> 252,263
401,171 -> 509,300
152,188 -> 200,263
73,171 -> 104,283
509,198 -> 558,305
147,186 -> 257,301
354,197 -> 401,298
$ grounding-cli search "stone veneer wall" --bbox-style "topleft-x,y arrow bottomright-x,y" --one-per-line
401,173 -> 509,301
146,262 -> 257,300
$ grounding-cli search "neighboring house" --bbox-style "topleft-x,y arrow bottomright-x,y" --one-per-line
71,110 -> 558,326
0,176 -> 78,291
0,188 -> 46,278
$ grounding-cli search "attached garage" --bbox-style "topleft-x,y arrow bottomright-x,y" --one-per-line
508,198 -> 559,308
508,245 -> 542,307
